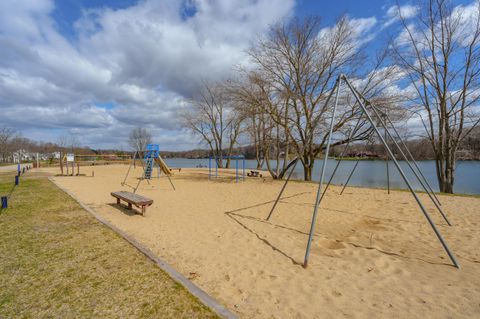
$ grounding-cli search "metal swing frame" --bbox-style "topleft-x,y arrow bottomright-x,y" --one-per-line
266,74 -> 458,269
122,148 -> 175,193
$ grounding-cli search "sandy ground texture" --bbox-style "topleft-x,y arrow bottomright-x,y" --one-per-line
43,165 -> 480,319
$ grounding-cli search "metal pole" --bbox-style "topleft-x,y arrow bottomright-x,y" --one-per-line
385,122 -> 390,194
319,114 -> 364,203
343,76 -> 459,268
133,178 -> 142,193
122,151 -> 137,186
166,174 -> 176,191
304,75 -> 342,268
209,156 -> 211,180
340,160 -> 360,195
243,158 -> 245,181
266,157 -> 300,221
267,72 -> 340,222
377,106 -> 442,206
236,159 -> 238,183
365,102 -> 451,225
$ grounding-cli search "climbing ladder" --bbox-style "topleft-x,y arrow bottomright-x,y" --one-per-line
143,145 -> 158,180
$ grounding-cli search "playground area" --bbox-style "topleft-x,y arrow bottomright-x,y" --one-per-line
40,164 -> 480,319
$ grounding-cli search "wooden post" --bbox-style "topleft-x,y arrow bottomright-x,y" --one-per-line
60,152 -> 64,175
1,196 -> 7,209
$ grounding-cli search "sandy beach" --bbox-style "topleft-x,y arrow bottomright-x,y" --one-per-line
44,164 -> 480,318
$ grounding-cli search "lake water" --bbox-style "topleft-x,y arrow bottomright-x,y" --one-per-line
163,158 -> 480,195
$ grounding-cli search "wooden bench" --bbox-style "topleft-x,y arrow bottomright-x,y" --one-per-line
111,191 -> 153,216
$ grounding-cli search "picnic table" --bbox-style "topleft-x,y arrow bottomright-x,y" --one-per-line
247,170 -> 263,177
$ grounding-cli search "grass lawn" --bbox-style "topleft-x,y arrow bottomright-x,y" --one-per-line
0,172 -> 218,318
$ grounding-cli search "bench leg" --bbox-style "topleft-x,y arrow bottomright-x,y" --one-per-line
141,206 -> 146,216
128,203 -> 132,210
117,198 -> 120,204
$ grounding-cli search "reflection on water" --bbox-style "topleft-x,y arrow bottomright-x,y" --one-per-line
163,158 -> 480,195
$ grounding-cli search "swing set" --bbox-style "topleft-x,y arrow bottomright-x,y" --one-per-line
266,74 -> 458,269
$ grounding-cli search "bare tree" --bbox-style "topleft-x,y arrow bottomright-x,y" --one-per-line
57,135 -> 68,175
128,127 -> 152,155
0,126 -> 15,163
69,135 -> 80,153
182,81 -> 243,168
228,71 -> 292,179
248,16 -> 398,180
391,0 -> 480,193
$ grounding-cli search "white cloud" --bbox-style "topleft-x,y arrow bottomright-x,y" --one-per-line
0,0 -> 294,149
383,4 -> 419,28
318,16 -> 378,53
348,16 -> 378,46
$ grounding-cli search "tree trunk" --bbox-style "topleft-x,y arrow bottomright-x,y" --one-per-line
59,151 -> 64,175
435,158 -> 455,194
216,158 -> 224,168
303,165 -> 312,181
301,152 -> 316,181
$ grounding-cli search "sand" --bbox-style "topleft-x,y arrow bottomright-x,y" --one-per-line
43,165 -> 480,318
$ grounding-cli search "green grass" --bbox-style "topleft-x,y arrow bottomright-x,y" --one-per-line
0,172 -> 218,318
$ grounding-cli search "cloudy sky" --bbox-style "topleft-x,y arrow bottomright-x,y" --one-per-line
0,0 -> 476,150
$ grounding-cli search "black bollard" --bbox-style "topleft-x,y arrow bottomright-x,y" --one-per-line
1,196 -> 7,209
15,175 -> 19,186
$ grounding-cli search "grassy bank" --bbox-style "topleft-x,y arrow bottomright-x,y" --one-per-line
0,172 -> 218,318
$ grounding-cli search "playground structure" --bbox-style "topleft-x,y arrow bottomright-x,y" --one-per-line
266,74 -> 459,269
208,155 -> 246,183
122,144 -> 175,193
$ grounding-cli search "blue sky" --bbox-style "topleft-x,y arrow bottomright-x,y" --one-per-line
0,0 -> 477,150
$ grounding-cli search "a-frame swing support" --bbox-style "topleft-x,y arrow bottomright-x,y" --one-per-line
122,146 -> 176,193
267,74 -> 459,269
